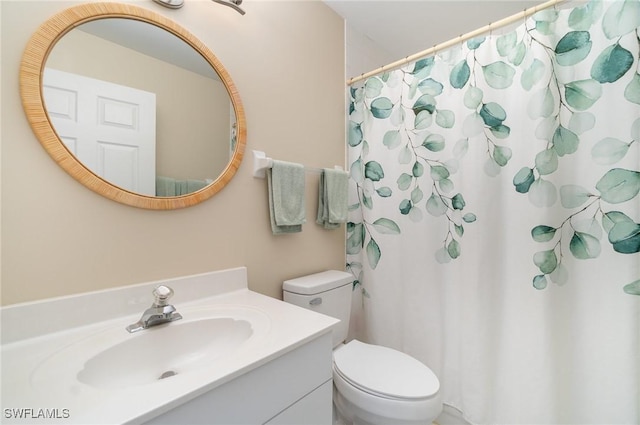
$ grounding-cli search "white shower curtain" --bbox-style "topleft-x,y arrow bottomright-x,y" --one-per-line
346,1 -> 639,424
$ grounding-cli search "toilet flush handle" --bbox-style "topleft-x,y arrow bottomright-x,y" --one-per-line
309,297 -> 322,306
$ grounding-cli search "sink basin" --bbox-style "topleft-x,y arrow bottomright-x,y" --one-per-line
30,306 -> 270,392
78,317 -> 253,389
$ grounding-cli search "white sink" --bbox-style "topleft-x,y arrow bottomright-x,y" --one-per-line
1,268 -> 337,424
29,305 -> 270,392
78,317 -> 253,389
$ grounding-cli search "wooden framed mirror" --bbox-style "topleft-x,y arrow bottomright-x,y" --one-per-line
20,2 -> 246,209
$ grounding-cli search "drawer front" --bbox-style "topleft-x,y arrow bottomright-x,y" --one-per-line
145,331 -> 333,425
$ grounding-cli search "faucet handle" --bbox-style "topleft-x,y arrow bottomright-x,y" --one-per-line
153,285 -> 174,306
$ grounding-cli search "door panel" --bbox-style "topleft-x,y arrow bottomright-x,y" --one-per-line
43,68 -> 156,195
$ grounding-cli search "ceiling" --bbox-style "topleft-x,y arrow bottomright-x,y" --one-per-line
78,19 -> 220,80
323,0 -> 544,62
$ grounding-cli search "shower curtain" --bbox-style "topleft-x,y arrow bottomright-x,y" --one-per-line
346,1 -> 639,424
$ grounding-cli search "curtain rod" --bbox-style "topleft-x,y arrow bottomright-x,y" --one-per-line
347,0 -> 566,86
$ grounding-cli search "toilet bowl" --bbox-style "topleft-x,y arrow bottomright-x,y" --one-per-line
283,271 -> 442,425
332,340 -> 442,425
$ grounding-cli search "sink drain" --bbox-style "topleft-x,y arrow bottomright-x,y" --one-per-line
159,370 -> 177,380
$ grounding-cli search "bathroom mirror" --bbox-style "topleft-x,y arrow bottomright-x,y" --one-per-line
20,2 -> 246,209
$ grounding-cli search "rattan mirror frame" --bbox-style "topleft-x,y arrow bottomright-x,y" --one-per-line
20,2 -> 246,209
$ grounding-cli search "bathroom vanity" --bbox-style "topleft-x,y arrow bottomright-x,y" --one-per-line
0,267 -> 338,424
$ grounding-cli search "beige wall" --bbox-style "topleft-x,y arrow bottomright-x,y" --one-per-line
0,0 -> 346,306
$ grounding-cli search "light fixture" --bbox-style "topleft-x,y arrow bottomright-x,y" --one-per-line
152,0 -> 245,15
211,0 -> 245,15
152,0 -> 184,9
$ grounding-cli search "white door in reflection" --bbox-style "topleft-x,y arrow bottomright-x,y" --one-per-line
43,68 -> 157,195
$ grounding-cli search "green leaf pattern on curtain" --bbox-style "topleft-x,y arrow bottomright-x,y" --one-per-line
347,0 -> 640,294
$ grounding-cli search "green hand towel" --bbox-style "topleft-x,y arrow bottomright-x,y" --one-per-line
268,160 -> 306,235
175,180 -> 188,196
317,168 -> 348,229
186,179 -> 208,193
156,176 -> 176,197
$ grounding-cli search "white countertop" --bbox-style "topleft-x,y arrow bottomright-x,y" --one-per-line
0,268 -> 338,424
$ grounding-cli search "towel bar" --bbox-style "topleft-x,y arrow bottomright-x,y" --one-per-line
252,150 -> 343,179
253,150 -> 273,178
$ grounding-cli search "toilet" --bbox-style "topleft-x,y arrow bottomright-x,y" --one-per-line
283,270 -> 442,425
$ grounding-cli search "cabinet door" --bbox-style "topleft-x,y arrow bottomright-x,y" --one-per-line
266,380 -> 333,425
144,332 -> 333,425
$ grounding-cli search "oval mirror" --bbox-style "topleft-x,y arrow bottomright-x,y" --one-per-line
20,2 -> 246,209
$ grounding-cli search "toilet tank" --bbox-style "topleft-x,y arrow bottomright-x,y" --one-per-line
283,270 -> 354,348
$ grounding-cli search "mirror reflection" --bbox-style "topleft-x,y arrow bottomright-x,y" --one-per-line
44,18 -> 236,197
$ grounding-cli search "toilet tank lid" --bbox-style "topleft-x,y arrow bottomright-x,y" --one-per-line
283,270 -> 354,295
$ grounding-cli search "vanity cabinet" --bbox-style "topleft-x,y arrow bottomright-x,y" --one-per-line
1,268 -> 339,425
144,332 -> 334,425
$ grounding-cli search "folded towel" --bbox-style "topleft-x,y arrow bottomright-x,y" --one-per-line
268,160 -> 306,235
157,177 -> 208,196
316,168 -> 348,229
186,179 -> 208,193
156,176 -> 176,197
175,180 -> 188,196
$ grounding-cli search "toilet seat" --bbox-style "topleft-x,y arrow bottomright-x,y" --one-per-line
333,340 -> 439,401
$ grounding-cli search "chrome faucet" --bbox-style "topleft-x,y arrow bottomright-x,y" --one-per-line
126,285 -> 182,333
